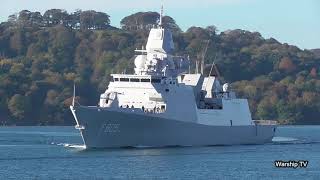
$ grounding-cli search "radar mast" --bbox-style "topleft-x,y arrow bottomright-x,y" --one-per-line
159,4 -> 163,27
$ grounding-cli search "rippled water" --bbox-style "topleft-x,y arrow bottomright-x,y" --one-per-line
0,126 -> 319,179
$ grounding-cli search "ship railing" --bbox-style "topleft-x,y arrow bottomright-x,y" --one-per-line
143,108 -> 165,114
253,120 -> 277,125
117,107 -> 165,114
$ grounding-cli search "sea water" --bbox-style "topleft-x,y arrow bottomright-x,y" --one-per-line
0,126 -> 319,179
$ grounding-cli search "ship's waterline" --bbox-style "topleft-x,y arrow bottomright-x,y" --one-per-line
71,106 -> 276,148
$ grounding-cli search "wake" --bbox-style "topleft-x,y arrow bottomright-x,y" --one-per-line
272,136 -> 320,145
272,136 -> 298,142
53,142 -> 87,150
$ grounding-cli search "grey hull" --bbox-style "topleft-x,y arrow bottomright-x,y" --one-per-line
72,106 -> 276,148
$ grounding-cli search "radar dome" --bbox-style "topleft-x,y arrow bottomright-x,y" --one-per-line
134,55 -> 147,69
223,83 -> 229,92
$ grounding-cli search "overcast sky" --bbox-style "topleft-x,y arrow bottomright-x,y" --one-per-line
1,0 -> 319,49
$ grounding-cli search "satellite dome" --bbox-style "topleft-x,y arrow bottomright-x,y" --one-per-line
223,83 -> 229,92
134,55 -> 147,69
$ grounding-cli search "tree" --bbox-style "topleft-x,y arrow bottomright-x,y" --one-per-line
17,10 -> 32,25
49,25 -> 76,71
29,12 -> 43,26
44,90 -> 59,106
162,16 -> 181,33
43,9 -> 69,27
302,92 -> 318,106
69,10 -> 81,29
80,10 -> 110,30
10,29 -> 26,55
310,67 -> 317,78
94,11 -> 111,29
8,94 -> 31,120
276,100 -> 296,124
186,26 -> 209,39
278,57 -> 296,73
121,12 -> 158,30
9,63 -> 25,76
256,98 -> 276,120
205,25 -> 218,36
8,13 -> 18,24
120,12 -> 180,32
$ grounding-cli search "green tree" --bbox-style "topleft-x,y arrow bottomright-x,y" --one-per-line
43,9 -> 69,27
80,10 -> 110,30
276,100 -> 295,124
10,29 -> 26,55
279,57 -> 296,73
256,98 -> 277,120
121,12 -> 180,32
8,94 -> 31,120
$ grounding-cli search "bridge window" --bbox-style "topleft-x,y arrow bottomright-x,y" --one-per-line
141,79 -> 151,82
130,78 -> 140,82
114,78 -> 119,81
120,78 -> 129,82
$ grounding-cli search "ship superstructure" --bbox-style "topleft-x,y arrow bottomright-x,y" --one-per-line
70,6 -> 276,148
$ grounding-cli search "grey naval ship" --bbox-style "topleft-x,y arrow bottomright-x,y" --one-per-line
70,7 -> 277,149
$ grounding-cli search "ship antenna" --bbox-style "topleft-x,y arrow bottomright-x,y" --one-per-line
209,54 -> 222,79
159,3 -> 163,27
188,55 -> 191,74
72,82 -> 75,106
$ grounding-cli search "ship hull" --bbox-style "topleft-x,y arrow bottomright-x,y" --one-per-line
71,106 -> 276,149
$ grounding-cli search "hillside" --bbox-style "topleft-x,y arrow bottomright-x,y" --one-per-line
311,49 -> 320,58
0,9 -> 319,125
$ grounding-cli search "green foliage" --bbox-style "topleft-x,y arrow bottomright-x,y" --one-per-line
8,94 -> 31,120
0,9 -> 319,125
120,11 -> 181,33
7,9 -> 111,30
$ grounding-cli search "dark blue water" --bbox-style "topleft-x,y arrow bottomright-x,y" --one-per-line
0,126 -> 319,179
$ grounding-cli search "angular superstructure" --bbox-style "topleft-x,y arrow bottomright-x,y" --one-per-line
70,7 -> 276,148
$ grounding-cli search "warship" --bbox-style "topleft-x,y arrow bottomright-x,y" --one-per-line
70,7 -> 277,148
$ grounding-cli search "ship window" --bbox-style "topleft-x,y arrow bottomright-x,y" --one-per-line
151,79 -> 161,83
120,78 -> 129,82
180,75 -> 185,81
130,78 -> 140,82
141,79 -> 151,82
114,78 -> 119,81
165,88 -> 169,92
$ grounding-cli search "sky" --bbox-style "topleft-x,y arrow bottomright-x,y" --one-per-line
1,0 -> 319,49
